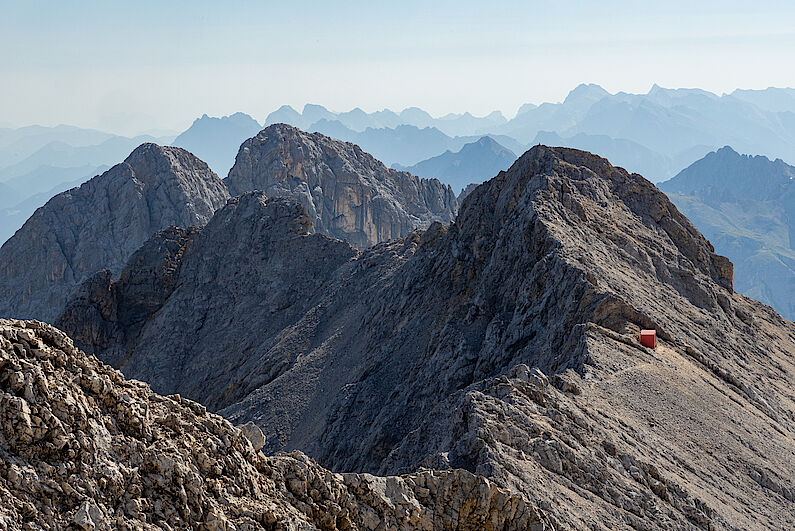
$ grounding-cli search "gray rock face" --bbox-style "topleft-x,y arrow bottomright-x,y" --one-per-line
56,226 -> 198,368
60,192 -> 359,411
60,146 -> 795,529
0,319 -> 546,530
0,143 -> 230,322
225,123 -> 458,249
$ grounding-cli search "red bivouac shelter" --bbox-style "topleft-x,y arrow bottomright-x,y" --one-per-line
640,329 -> 656,348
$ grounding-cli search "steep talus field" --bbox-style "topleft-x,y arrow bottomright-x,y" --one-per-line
0,319 -> 546,530
59,146 -> 795,529
225,123 -> 458,249
0,144 -> 230,322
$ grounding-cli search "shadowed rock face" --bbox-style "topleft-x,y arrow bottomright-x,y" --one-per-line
0,143 -> 230,322
225,123 -> 458,249
60,146 -> 795,529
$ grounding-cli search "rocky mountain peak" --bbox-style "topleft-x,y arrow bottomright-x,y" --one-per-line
0,143 -> 229,322
122,144 -> 223,208
466,144 -> 733,291
225,123 -> 458,249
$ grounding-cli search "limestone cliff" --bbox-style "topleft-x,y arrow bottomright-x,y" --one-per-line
225,123 -> 458,249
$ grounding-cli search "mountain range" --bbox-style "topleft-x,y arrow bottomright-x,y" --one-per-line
6,83 -> 795,250
660,146 -> 795,320
393,136 -> 517,194
0,124 -> 457,322
265,103 -> 509,137
36,138 -> 794,529
1,105 -> 795,528
163,85 -> 795,187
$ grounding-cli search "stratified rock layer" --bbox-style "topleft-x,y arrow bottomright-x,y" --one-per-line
61,146 -> 795,529
0,144 -> 230,322
225,123 -> 458,249
0,319 -> 550,530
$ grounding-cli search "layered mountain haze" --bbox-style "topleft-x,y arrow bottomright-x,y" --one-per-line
0,144 -> 230,322
265,104 -> 508,138
730,87 -> 795,114
0,165 -> 110,245
58,145 -> 795,529
660,146 -> 795,319
142,84 -> 795,190
307,120 -> 525,167
393,136 -> 517,194
225,123 -> 458,249
532,131 -> 707,183
172,112 -> 262,177
0,125 -> 117,168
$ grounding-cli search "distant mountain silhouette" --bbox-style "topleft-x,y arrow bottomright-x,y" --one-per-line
308,120 -> 524,166
533,131 -> 711,182
265,103 -> 507,137
0,124 -> 116,168
3,164 -> 102,198
0,166 -> 108,245
172,112 -> 262,177
659,146 -> 795,319
169,85 -> 795,188
731,87 -> 795,113
394,136 -> 516,193
0,135 -> 169,181
500,84 -> 795,175
309,120 -> 455,166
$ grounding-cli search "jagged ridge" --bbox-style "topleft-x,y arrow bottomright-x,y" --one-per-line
58,145 -> 795,529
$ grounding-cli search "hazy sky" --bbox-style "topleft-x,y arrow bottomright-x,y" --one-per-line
2,0 -> 795,135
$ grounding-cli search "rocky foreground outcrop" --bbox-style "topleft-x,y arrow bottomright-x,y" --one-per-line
60,146 -> 795,529
0,144 -> 230,322
225,123 -> 458,249
0,319 -> 549,530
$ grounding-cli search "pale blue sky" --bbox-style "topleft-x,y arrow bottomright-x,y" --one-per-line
2,0 -> 794,134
